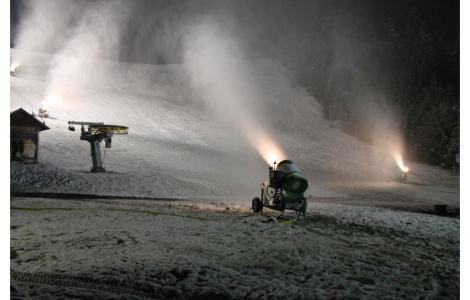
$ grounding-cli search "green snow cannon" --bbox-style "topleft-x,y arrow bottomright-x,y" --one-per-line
252,159 -> 309,221
276,160 -> 308,197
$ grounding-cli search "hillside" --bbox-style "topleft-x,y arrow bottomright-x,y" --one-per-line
10,49 -> 458,206
9,49 -> 460,300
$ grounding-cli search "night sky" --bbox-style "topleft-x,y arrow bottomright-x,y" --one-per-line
9,0 -> 459,82
10,0 -> 459,50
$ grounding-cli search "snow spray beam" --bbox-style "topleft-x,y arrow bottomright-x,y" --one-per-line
389,135 -> 409,173
395,154 -> 409,173
386,132 -> 409,173
11,1 -> 88,76
183,18 -> 286,166
13,1 -> 130,107
353,90 -> 409,174
43,2 -> 129,105
10,62 -> 20,72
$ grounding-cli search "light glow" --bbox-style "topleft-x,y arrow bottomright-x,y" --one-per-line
10,62 -> 20,72
395,155 -> 409,173
267,155 -> 279,168
42,95 -> 58,110
250,132 -> 286,167
262,150 -> 285,168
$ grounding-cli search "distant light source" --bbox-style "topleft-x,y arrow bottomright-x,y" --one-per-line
395,155 -> 409,173
395,155 -> 409,181
10,62 -> 20,72
42,95 -> 57,110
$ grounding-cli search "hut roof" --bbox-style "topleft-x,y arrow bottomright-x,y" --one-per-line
10,108 -> 50,131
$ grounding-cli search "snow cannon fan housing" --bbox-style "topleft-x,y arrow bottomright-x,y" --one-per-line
270,160 -> 308,197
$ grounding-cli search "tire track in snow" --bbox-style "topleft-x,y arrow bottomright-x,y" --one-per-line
10,268 -> 181,299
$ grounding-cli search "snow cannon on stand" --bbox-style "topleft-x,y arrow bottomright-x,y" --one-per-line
37,105 -> 49,118
398,169 -> 409,181
252,160 -> 309,221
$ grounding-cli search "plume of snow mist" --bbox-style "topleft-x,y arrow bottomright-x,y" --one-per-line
357,90 -> 408,174
13,0 -> 84,53
395,154 -> 409,173
10,62 -> 20,72
10,0 -> 86,75
43,1 -> 130,106
183,17 -> 286,166
12,1 -> 131,107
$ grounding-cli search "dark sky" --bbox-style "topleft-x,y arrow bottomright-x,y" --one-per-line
10,0 -> 459,49
10,0 -> 18,48
9,0 -> 459,95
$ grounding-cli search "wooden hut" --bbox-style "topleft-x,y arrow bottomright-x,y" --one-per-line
10,108 -> 50,163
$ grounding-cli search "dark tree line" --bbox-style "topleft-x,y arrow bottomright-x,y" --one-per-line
381,8 -> 459,167
281,3 -> 459,168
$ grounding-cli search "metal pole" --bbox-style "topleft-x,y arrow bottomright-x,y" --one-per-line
89,139 -> 105,172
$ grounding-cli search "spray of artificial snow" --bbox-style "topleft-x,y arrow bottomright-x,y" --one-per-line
183,17 -> 286,166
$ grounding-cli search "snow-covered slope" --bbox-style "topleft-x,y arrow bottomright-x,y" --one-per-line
10,49 -> 458,203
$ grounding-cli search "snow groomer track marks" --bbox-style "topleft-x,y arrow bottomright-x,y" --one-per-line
10,268 -> 182,299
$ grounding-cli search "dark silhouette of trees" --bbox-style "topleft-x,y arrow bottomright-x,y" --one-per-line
283,3 -> 459,168
379,8 -> 459,166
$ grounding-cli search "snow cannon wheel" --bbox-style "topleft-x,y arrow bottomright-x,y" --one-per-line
252,197 -> 262,213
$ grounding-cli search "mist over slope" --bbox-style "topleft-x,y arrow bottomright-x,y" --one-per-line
10,49 -> 441,200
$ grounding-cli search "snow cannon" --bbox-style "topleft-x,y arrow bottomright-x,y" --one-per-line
252,160 -> 309,221
275,160 -> 308,197
397,169 -> 409,182
37,105 -> 49,118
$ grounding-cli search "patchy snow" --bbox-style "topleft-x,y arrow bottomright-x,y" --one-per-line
10,198 -> 459,299
10,49 -> 459,299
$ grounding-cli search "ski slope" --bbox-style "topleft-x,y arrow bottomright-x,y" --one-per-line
9,49 -> 460,300
9,49 -> 459,205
